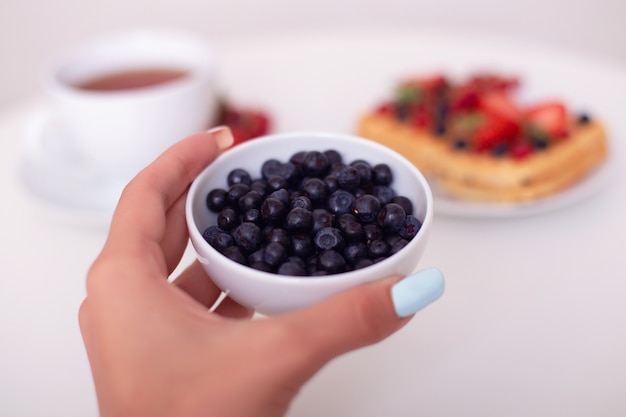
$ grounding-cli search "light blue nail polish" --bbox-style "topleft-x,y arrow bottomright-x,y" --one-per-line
391,268 -> 445,317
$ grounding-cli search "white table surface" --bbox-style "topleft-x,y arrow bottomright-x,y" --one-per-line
2,29 -> 626,416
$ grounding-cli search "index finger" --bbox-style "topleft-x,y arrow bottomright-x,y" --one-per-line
106,127 -> 233,253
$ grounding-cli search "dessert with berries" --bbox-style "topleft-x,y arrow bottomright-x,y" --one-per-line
357,73 -> 608,202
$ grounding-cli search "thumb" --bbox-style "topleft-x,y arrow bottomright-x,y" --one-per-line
277,268 -> 445,370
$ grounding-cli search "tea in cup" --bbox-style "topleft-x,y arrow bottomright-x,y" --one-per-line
33,29 -> 218,185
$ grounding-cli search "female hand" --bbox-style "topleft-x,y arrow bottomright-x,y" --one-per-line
78,127 -> 444,417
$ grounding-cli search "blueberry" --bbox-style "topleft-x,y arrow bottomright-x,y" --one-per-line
327,190 -> 355,216
223,246 -> 246,265
248,248 -> 265,264
266,175 -> 287,192
354,258 -> 374,270
261,159 -> 282,179
250,261 -> 274,273
227,168 -> 252,186
372,163 -> 393,185
265,227 -> 291,247
373,185 -> 396,205
337,213 -> 364,242
391,196 -> 413,215
302,151 -> 330,177
217,207 -> 239,231
232,222 -> 262,253
398,215 -> 422,239
531,138 -> 549,150
289,151 -> 307,169
206,188 -> 229,212
285,207 -> 312,232
336,165 -> 360,191
263,242 -> 287,267
242,208 -> 262,225
290,195 -> 313,211
363,223 -> 383,242
203,225 -> 234,253
269,188 -> 290,206
377,203 -> 406,232
314,227 -> 344,251
301,178 -> 328,204
353,194 -> 381,223
278,162 -> 300,186
577,113 -> 591,125
343,242 -> 368,265
323,175 -> 339,193
317,250 -> 347,274
323,149 -> 342,165
311,208 -> 335,233
337,213 -> 358,229
238,190 -> 262,212
277,260 -> 307,276
227,183 -> 250,205
350,161 -> 372,185
492,144 -> 508,156
261,197 -> 287,224
291,233 -> 313,258
368,239 -> 390,258
249,179 -> 268,197
453,139 -> 468,150
389,237 -> 409,255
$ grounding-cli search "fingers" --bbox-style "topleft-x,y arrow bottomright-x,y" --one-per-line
172,261 -> 254,319
104,127 -> 233,266
275,269 -> 445,374
159,192 -> 190,274
172,260 -> 224,308
212,296 -> 255,320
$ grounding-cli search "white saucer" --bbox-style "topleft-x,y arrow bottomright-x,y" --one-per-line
17,110 -> 126,228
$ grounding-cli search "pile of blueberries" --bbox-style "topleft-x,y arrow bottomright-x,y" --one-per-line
203,149 -> 422,276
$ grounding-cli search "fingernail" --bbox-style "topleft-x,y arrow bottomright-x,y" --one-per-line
391,268 -> 445,317
207,126 -> 234,151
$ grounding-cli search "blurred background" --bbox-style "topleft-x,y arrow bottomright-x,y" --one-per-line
1,0 -> 625,113
2,1 -> 626,417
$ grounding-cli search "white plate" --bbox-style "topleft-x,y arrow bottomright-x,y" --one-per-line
17,110 -> 124,228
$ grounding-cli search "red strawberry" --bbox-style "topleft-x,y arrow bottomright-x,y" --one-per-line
478,91 -> 522,123
510,140 -> 533,159
450,85 -> 481,110
524,101 -> 568,138
409,105 -> 432,129
472,116 -> 520,152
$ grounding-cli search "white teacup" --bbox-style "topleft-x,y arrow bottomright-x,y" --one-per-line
34,29 -> 218,184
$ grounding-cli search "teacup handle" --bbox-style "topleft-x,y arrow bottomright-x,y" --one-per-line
22,108 -> 88,170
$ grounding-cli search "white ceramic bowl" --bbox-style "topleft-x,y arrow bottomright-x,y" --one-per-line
186,132 -> 433,315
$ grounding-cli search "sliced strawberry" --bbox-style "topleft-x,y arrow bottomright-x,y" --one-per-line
524,101 -> 568,138
472,116 -> 520,152
478,91 -> 522,123
449,85 -> 481,110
